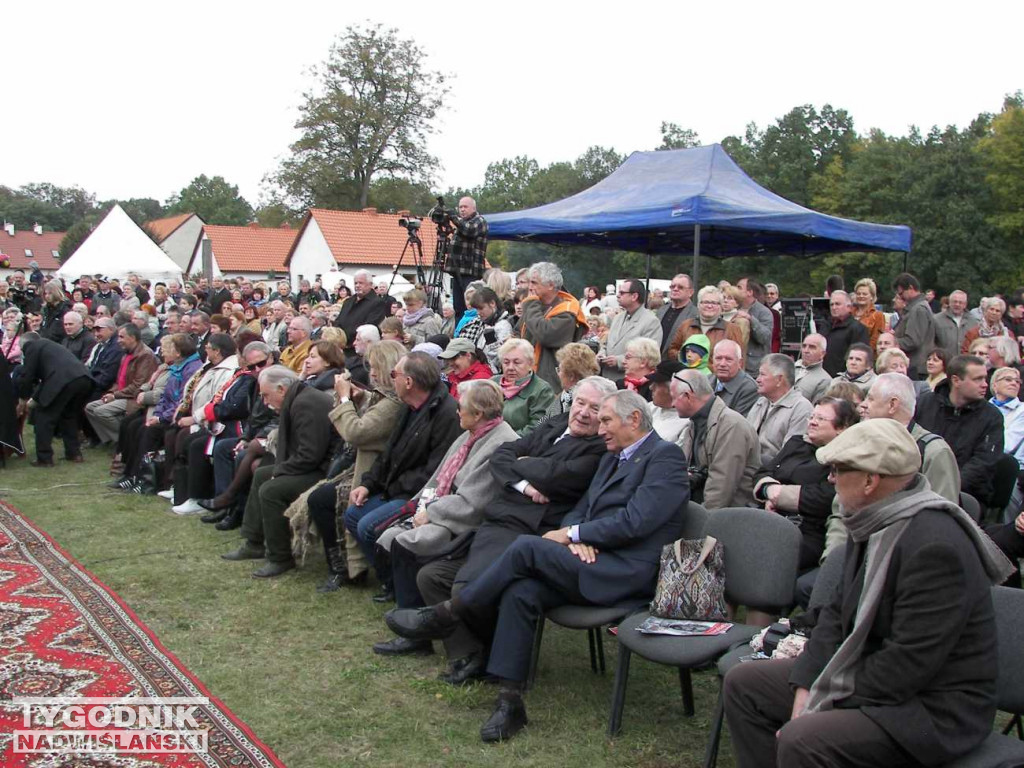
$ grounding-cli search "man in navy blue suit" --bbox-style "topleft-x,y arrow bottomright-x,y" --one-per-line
387,389 -> 689,742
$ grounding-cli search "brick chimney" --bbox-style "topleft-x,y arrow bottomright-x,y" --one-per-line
361,207 -> 377,214
280,223 -> 292,229
33,222 -> 43,235
3,222 -> 13,236
397,210 -> 411,217
248,222 -> 260,228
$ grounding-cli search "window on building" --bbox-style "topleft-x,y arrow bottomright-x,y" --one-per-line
51,250 -> 60,259
24,249 -> 32,258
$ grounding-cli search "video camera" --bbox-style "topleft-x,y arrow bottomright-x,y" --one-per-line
428,196 -> 454,227
397,216 -> 422,233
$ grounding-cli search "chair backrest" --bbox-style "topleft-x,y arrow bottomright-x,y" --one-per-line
959,492 -> 982,523
704,507 -> 802,609
680,501 -> 709,540
992,586 -> 1024,714
807,544 -> 846,612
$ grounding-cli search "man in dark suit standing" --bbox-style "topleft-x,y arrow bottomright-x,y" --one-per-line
387,389 -> 689,742
16,333 -> 94,466
656,273 -> 698,358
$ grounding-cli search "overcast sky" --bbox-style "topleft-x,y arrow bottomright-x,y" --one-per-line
6,1 -> 1021,211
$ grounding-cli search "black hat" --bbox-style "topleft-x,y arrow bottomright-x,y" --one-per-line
646,360 -> 685,383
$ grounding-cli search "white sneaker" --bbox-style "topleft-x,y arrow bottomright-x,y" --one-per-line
171,499 -> 204,516
157,488 -> 174,500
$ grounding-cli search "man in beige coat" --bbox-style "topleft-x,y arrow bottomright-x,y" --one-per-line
746,354 -> 813,465
672,368 -> 760,510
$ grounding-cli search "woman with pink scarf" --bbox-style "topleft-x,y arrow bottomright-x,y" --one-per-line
491,338 -> 555,437
402,289 -> 442,346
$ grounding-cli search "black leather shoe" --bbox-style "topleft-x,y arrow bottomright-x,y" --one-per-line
221,542 -> 265,561
371,587 -> 395,604
197,498 -> 226,512
480,695 -> 528,743
385,604 -> 459,641
30,460 -> 55,468
215,512 -> 242,531
252,560 -> 295,578
200,509 -> 229,524
438,653 -> 492,686
372,636 -> 434,656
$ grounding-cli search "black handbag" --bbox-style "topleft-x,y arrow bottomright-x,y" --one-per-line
135,450 -> 165,495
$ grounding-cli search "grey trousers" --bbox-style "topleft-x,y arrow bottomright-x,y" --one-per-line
722,657 -> 915,768
84,398 -> 128,445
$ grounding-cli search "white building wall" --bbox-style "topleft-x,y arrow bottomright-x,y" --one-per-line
288,217 -> 338,289
159,216 -> 203,271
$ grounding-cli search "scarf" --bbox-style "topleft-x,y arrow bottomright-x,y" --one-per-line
115,353 -> 135,391
402,306 -> 432,327
804,475 -> 1014,714
500,372 -> 533,400
978,320 -> 1006,338
623,375 -> 648,392
168,353 -> 200,385
432,417 -> 505,498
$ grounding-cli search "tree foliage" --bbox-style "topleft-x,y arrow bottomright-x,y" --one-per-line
0,183 -> 97,231
165,175 -> 252,225
658,122 -> 701,150
269,24 -> 448,211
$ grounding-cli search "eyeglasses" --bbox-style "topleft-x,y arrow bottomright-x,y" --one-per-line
246,358 -> 270,371
827,464 -> 857,479
671,374 -> 694,394
699,300 -> 721,307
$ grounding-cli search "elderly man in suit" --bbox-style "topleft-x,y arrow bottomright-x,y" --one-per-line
746,353 -> 813,465
655,273 -> 698,358
400,375 -> 613,685
723,418 -> 1013,768
387,389 -> 688,742
708,339 -> 759,416
16,333 -> 94,466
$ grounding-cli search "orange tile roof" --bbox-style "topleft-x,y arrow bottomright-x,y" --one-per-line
0,228 -> 64,270
289,208 -> 443,267
198,224 -> 297,274
145,213 -> 196,243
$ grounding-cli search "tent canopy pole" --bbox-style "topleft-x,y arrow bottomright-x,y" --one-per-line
692,224 -> 702,285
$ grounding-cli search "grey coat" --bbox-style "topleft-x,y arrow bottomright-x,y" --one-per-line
380,421 -> 518,556
693,396 -> 761,510
743,300 -> 775,376
745,386 -> 814,466
795,360 -> 833,404
894,294 -> 936,377
933,310 -> 978,361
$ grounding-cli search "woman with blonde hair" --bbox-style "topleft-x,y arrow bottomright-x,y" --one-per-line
304,340 -> 408,592
547,342 -> 600,418
402,288 -> 441,346
721,285 -> 750,350
853,278 -> 886,350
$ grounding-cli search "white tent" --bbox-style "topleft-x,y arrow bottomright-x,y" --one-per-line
56,205 -> 184,285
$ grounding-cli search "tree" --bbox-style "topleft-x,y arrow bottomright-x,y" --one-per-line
977,97 -> 1024,243
658,122 -> 701,150
270,24 -> 449,210
60,220 -> 93,261
0,183 -> 97,231
165,175 -> 252,225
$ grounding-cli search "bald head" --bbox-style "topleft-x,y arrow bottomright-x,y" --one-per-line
801,334 -> 827,366
458,197 -> 477,217
829,291 -> 853,322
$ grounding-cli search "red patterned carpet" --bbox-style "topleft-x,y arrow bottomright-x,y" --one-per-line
0,500 -> 286,767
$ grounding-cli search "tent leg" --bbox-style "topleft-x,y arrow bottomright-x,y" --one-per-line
692,224 -> 702,285
902,251 -> 908,272
645,251 -> 652,295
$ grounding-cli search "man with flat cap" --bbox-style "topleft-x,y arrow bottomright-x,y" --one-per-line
723,418 -> 1014,768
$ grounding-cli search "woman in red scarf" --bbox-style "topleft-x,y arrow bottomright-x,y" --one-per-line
439,337 -> 492,400
617,337 -> 659,401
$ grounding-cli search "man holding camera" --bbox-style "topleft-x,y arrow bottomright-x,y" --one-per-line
446,197 -> 488,319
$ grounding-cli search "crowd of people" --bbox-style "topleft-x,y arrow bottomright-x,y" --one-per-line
5,238 -> 1024,762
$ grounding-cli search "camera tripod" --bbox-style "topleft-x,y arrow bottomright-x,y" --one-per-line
388,229 -> 428,297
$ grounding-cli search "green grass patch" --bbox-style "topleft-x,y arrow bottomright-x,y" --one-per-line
3,436 -> 734,767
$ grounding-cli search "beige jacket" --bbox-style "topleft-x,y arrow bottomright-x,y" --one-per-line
745,387 -> 813,466
329,392 -> 403,488
693,396 -> 761,510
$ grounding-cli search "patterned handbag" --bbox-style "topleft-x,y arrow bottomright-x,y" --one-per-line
649,536 -> 727,620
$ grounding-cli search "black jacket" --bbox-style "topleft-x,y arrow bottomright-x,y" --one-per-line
87,339 -> 125,396
210,372 -> 256,438
753,435 -> 834,569
791,502 -> 997,765
359,381 -> 461,500
61,329 -> 96,364
17,338 -> 91,407
915,380 -> 1004,503
823,315 -> 870,377
333,294 -> 387,354
459,415 -> 606,583
241,386 -> 277,441
41,300 -> 71,344
273,381 -> 338,477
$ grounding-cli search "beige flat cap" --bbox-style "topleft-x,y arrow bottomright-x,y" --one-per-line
816,418 -> 922,476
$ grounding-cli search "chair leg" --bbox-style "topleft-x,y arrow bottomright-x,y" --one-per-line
679,667 -> 695,717
527,616 -> 545,690
595,626 -> 606,673
608,644 -> 632,736
702,680 -> 726,768
587,628 -> 598,673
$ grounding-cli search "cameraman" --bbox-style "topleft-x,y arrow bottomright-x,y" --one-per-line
446,197 -> 488,319
10,271 -> 41,315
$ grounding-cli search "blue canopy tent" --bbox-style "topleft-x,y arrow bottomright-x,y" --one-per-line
486,144 -> 912,284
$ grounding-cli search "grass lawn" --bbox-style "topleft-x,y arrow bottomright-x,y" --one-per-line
3,435 -> 735,768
